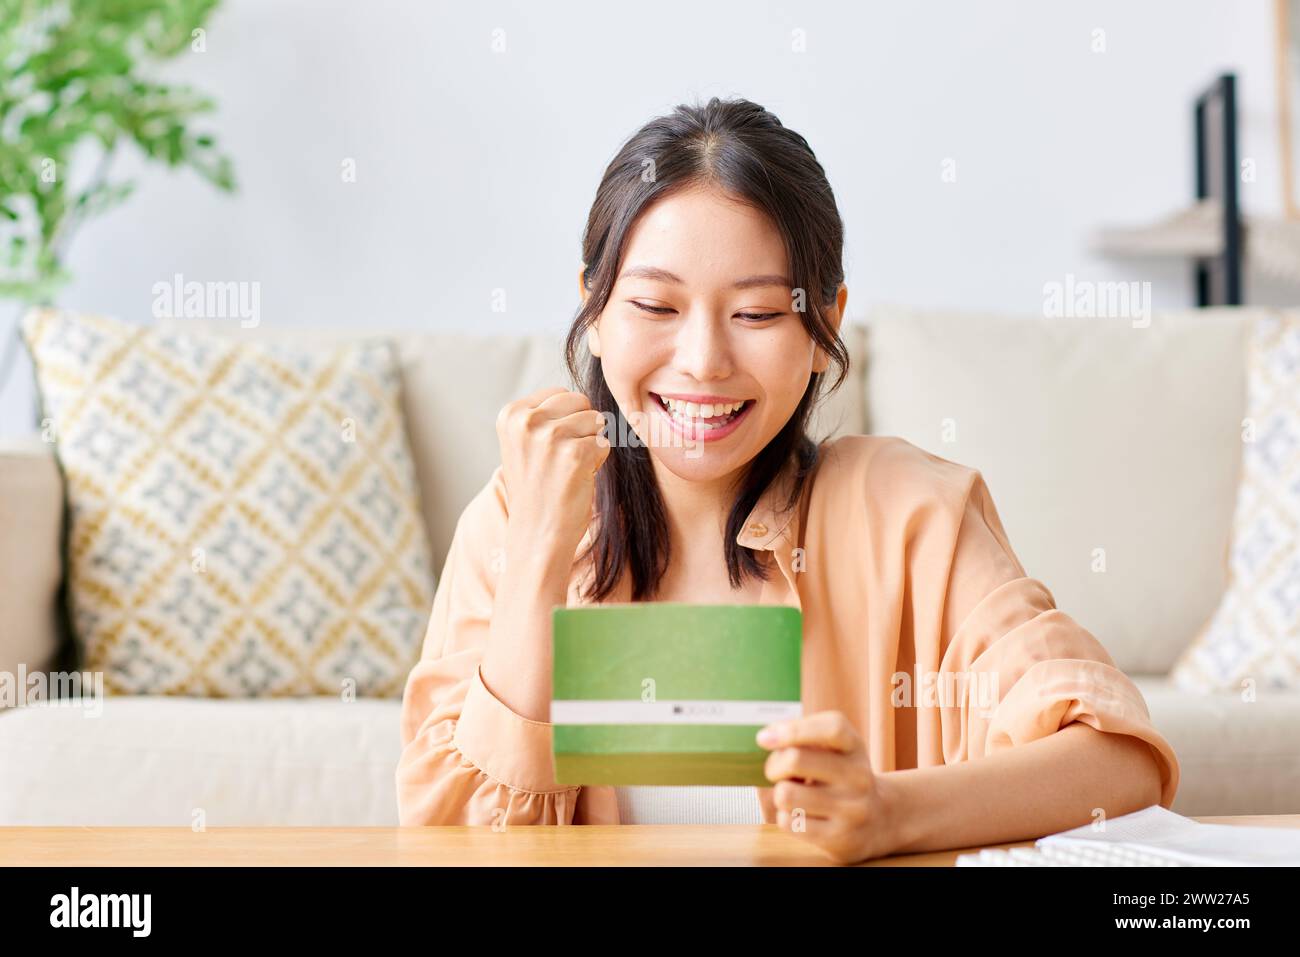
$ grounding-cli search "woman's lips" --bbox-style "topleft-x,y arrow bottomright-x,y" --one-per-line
648,392 -> 755,442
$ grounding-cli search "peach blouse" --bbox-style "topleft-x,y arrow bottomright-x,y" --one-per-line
396,433 -> 1180,825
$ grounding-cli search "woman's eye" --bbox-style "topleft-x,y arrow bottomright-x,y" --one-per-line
628,301 -> 782,322
630,301 -> 674,315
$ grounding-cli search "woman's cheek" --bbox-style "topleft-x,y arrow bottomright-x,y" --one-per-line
749,360 -> 807,426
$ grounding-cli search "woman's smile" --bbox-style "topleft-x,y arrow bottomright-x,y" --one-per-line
648,390 -> 756,441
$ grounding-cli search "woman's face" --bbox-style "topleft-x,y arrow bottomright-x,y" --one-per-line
582,184 -> 846,484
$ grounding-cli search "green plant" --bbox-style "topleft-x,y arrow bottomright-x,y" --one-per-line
0,0 -> 236,302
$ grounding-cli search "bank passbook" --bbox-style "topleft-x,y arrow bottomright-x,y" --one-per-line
550,603 -> 802,786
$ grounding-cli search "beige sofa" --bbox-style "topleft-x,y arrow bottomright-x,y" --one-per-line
1,305 -> 1297,825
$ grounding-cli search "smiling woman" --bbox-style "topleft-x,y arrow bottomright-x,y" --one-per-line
570,109 -> 850,603
396,97 -> 1178,863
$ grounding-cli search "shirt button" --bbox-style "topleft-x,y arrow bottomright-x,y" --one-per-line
747,522 -> 768,537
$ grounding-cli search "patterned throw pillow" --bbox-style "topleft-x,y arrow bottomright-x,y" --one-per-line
21,308 -> 435,698
1173,309 -> 1300,692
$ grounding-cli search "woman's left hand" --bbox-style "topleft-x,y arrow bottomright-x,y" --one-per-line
757,711 -> 902,864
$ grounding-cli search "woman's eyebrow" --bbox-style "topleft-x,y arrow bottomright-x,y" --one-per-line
618,265 -> 793,289
732,274 -> 793,290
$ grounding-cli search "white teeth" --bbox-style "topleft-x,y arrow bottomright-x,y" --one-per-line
657,395 -> 749,429
659,396 -> 746,417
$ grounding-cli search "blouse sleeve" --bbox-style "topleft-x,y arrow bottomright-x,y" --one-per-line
395,467 -> 582,825
933,467 -> 1181,809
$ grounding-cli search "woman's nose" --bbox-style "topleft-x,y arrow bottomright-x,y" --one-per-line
672,312 -> 733,382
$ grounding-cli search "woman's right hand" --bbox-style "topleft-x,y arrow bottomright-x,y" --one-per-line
495,386 -> 611,571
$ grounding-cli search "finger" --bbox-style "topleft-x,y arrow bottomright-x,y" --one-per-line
771,780 -> 836,819
499,387 -> 571,432
764,745 -> 854,787
550,408 -> 609,438
519,385 -> 570,408
774,813 -> 849,848
758,711 -> 863,756
534,390 -> 592,419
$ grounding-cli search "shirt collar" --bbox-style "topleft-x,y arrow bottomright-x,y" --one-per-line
734,453 -> 803,552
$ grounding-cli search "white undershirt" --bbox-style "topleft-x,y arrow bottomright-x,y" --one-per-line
613,785 -> 763,824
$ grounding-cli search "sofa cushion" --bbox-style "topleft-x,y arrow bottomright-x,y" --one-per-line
862,305 -> 1252,675
1131,675 -> 1300,816
22,308 -> 435,697
1,680 -> 1291,824
1172,310 -> 1300,692
0,695 -> 402,825
0,436 -> 65,702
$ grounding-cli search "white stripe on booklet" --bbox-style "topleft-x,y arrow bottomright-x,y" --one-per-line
550,700 -> 802,725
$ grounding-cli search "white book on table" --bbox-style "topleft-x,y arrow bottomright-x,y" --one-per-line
956,805 -> 1300,867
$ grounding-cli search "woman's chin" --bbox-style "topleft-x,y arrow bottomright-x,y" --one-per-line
644,442 -> 754,482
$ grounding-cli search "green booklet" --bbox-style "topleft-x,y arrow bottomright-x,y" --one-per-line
551,603 -> 802,786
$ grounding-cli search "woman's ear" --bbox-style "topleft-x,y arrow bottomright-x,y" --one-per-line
812,283 -> 849,373
579,266 -> 603,357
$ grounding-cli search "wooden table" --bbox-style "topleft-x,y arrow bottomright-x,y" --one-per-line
2,814 -> 1296,866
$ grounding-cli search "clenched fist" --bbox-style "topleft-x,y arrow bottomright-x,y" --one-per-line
495,387 -> 611,570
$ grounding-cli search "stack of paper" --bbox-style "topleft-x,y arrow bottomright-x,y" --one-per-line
958,805 -> 1300,866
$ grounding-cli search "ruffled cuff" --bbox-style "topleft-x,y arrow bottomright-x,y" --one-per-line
396,664 -> 581,826
941,578 -> 1181,810
986,657 -> 1181,808
453,664 -> 575,794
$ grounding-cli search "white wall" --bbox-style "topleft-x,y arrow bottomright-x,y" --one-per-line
1,0 -> 1290,436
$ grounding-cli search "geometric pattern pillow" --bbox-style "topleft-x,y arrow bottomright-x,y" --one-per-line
21,308 -> 435,698
1172,309 -> 1300,692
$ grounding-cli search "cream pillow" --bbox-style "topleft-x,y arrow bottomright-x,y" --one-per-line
21,308 -> 435,698
862,305 -> 1249,676
1173,309 -> 1300,692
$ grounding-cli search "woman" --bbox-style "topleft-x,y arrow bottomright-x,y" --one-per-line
396,97 -> 1179,864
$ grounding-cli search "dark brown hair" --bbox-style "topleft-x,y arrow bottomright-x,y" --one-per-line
564,96 -> 849,602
